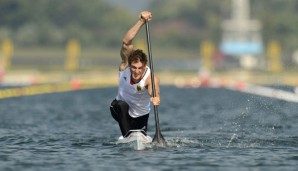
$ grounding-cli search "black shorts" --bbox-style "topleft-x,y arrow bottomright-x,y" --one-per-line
110,99 -> 149,136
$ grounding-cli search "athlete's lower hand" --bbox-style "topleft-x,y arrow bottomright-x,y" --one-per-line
151,97 -> 160,106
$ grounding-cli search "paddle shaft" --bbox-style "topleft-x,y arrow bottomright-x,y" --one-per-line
145,21 -> 166,146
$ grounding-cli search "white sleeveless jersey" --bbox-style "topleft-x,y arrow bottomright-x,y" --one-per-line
116,66 -> 151,118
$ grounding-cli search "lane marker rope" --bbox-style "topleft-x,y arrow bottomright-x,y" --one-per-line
176,76 -> 298,104
0,81 -> 113,100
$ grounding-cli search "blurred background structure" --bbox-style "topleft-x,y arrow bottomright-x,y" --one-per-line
0,0 -> 297,87
220,0 -> 263,69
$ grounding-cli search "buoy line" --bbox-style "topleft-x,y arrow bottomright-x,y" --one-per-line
0,81 -> 113,100
175,76 -> 298,104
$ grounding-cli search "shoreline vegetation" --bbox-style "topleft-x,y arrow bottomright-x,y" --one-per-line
1,47 -> 297,87
3,67 -> 298,87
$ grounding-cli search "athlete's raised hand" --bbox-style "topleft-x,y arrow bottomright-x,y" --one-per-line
139,11 -> 152,22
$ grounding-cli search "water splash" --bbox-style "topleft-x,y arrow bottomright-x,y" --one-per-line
165,137 -> 203,148
227,133 -> 237,147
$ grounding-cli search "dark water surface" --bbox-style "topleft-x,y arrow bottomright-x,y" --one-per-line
0,86 -> 297,171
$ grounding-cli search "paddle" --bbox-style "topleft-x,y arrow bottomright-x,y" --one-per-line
145,20 -> 167,147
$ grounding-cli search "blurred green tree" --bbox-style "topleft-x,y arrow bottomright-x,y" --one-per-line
0,0 -> 297,56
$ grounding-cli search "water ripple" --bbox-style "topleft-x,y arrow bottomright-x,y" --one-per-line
0,87 -> 297,170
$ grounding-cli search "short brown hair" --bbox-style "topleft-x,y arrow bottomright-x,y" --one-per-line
128,49 -> 148,66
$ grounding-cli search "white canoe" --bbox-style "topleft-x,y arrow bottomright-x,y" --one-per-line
117,130 -> 152,150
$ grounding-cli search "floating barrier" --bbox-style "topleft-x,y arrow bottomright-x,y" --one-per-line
176,76 -> 298,104
228,82 -> 298,103
0,80 -> 113,100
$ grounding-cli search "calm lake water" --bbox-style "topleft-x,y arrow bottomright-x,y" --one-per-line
0,86 -> 297,171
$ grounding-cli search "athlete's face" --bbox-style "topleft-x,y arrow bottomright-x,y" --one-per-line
130,61 -> 146,81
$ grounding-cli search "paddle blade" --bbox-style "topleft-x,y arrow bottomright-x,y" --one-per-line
152,130 -> 167,147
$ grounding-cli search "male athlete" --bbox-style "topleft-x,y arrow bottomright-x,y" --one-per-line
110,11 -> 161,137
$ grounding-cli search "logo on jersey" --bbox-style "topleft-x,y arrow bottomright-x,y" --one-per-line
136,85 -> 142,91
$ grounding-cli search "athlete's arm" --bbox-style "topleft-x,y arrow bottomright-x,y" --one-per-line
147,74 -> 161,106
119,11 -> 152,71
